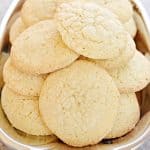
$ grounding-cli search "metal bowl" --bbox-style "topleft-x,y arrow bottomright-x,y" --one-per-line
0,0 -> 150,149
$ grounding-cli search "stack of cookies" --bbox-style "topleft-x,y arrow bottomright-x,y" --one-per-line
1,0 -> 150,147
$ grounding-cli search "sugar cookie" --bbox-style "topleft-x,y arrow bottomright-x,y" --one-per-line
11,20 -> 79,75
106,93 -> 140,139
82,0 -> 133,23
109,51 -> 150,93
3,58 -> 46,96
95,34 -> 136,70
21,0 -> 57,26
39,60 -> 120,147
103,0 -> 133,23
1,85 -> 52,136
56,2 -> 128,59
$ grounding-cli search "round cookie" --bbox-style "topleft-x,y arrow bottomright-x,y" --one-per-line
109,51 -> 150,93
21,0 -> 57,26
103,0 -> 133,23
11,20 -> 79,75
9,17 -> 26,43
21,0 -> 75,26
106,93 -> 140,139
82,0 -> 133,23
39,60 -> 120,147
3,58 -> 46,96
0,52 -> 9,89
1,85 -> 52,136
56,1 -> 128,59
95,34 -> 136,70
124,18 -> 137,37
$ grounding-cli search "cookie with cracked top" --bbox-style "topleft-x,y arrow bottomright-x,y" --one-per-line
39,60 -> 120,147
11,20 -> 79,75
56,1 -> 128,59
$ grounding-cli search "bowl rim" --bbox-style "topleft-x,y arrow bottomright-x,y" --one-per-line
0,0 -> 150,149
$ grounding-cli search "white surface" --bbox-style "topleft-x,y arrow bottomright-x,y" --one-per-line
0,0 -> 150,149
